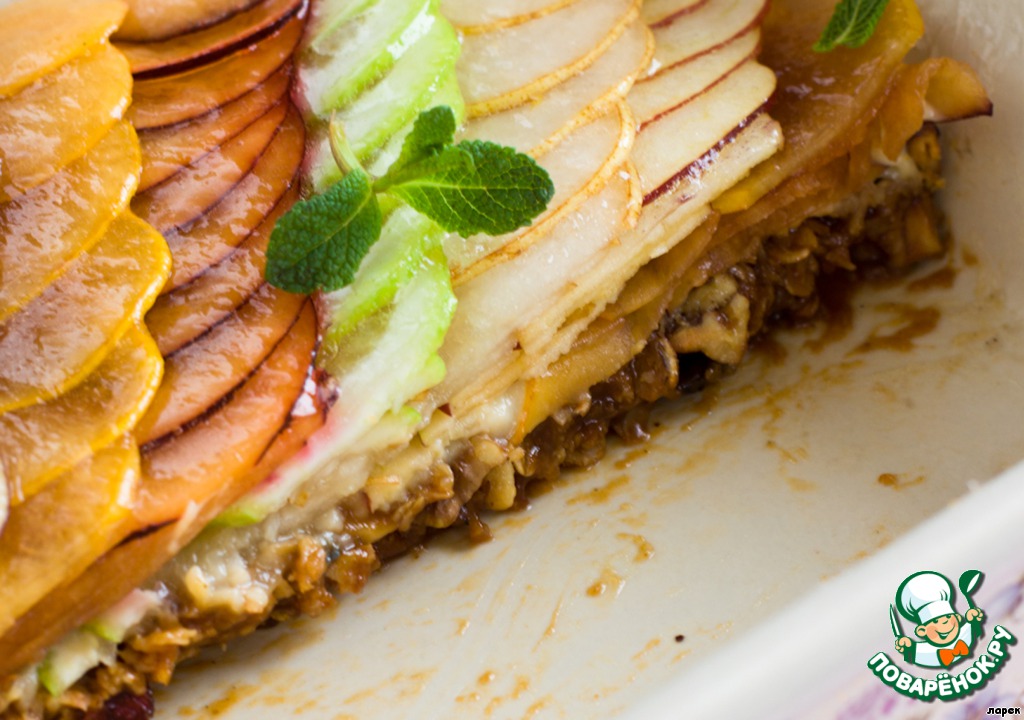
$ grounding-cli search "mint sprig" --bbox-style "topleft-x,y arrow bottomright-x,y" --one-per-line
814,0 -> 891,52
266,106 -> 554,294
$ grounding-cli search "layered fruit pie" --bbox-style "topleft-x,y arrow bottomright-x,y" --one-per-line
0,0 -> 991,717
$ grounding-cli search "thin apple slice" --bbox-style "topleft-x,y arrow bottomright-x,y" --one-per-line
116,0 -> 261,42
0,122 -> 140,324
147,187 -> 297,356
449,101 -> 636,283
0,212 -> 171,415
458,0 -> 640,118
138,62 -> 291,192
136,284 -> 305,444
118,0 -> 303,78
0,326 -> 161,506
0,0 -> 125,97
132,100 -> 287,235
632,60 -> 777,202
163,104 -> 303,291
136,300 -> 316,528
0,436 -> 138,639
642,0 -> 708,26
651,0 -> 768,74
630,27 -> 759,127
0,43 -> 131,201
129,12 -> 302,131
713,0 -> 925,213
441,0 -> 579,34
460,20 -> 653,156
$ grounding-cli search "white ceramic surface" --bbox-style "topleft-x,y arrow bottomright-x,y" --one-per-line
157,1 -> 1024,717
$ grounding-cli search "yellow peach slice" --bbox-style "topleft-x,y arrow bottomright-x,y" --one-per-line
132,99 -> 288,234
0,121 -> 140,324
129,12 -> 303,130
0,43 -> 132,201
0,0 -> 126,97
0,326 -> 161,505
116,0 -> 259,42
138,63 -> 290,191
0,435 -> 139,640
0,212 -> 170,414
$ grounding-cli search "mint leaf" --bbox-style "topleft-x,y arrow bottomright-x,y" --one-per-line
814,0 -> 891,52
266,168 -> 382,293
376,140 -> 555,236
390,105 -> 458,175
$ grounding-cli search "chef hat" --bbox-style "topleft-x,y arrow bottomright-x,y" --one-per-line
897,571 -> 956,626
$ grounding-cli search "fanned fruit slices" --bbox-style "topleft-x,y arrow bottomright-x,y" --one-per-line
0,0 -> 170,634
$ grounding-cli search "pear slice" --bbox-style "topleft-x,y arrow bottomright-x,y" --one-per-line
642,0 -> 707,26
0,212 -> 171,415
0,43 -> 131,201
118,0 -> 303,77
0,121 -> 140,324
116,0 -> 259,42
136,284 -> 305,445
132,100 -> 288,234
138,62 -> 291,192
651,0 -> 769,73
461,19 -> 654,156
163,104 -> 303,291
146,186 -> 298,356
449,101 -> 636,283
0,326 -> 161,505
129,12 -> 302,130
441,0 -> 579,34
0,0 -> 125,97
458,0 -> 640,118
633,60 -> 777,201
629,28 -> 759,127
0,436 -> 138,640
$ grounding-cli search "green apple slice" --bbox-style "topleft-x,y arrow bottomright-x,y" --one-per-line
300,0 -> 436,117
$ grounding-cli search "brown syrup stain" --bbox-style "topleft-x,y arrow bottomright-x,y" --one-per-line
456,618 -> 471,636
631,638 -> 662,663
877,472 -> 926,490
750,332 -> 789,366
851,303 -> 941,355
200,683 -> 261,717
785,476 -> 818,493
537,596 -> 565,646
567,474 -> 630,506
616,532 -> 655,562
483,675 -> 531,716
765,439 -> 808,465
962,246 -> 980,267
586,567 -> 625,598
614,446 -> 650,470
679,384 -> 722,432
523,696 -> 555,719
907,265 -> 958,292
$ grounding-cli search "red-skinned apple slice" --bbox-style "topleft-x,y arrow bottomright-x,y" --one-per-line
136,283 -> 305,445
0,43 -> 131,201
0,325 -> 161,506
115,0 -> 262,42
132,100 -> 288,235
146,186 -> 298,356
0,0 -> 125,97
136,300 -> 316,528
630,27 -> 759,127
650,0 -> 768,75
441,0 -> 579,34
138,63 -> 291,192
632,60 -> 777,202
162,103 -> 303,291
118,0 -> 303,78
0,435 -> 138,639
460,20 -> 654,156
128,12 -> 302,130
458,0 -> 640,118
642,0 -> 708,27
0,121 -> 140,324
0,211 -> 170,415
450,100 -> 636,284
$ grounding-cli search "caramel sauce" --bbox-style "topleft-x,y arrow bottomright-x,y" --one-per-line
567,474 -> 630,506
852,304 -> 940,355
877,472 -> 925,490
907,265 -> 957,292
616,532 -> 655,562
586,567 -> 625,597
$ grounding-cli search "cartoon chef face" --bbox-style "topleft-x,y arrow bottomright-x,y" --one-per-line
916,612 -> 964,647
